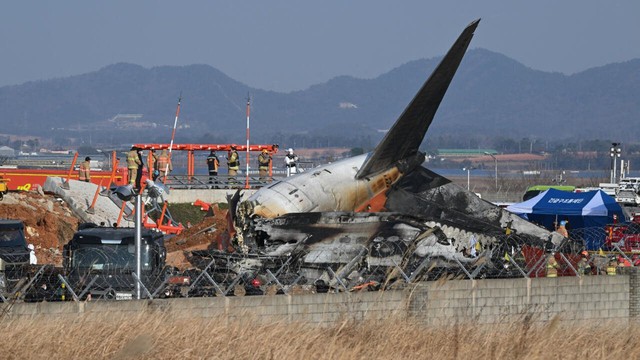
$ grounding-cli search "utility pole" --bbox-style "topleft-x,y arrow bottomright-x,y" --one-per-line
135,193 -> 142,300
463,166 -> 474,191
484,152 -> 498,191
245,94 -> 251,189
610,143 -> 621,183
164,95 -> 181,184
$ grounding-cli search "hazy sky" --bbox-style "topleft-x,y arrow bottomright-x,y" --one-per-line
2,1 -> 639,92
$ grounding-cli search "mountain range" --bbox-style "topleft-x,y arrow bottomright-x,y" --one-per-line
0,48 -> 638,145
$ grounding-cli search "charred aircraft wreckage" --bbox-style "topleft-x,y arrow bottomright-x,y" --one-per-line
202,19 -> 575,292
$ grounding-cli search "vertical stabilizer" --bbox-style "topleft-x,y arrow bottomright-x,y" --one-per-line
356,19 -> 480,179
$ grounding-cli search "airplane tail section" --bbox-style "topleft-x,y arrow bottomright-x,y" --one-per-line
356,19 -> 480,179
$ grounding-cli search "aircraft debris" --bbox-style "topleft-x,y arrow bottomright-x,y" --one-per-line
184,19 -> 576,292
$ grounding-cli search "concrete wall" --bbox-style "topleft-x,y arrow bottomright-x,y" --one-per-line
4,274 -> 634,324
408,276 -> 629,325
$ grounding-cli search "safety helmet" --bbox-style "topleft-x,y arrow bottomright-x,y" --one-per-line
262,149 -> 268,153
230,145 -> 237,150
581,250 -> 588,257
560,220 -> 567,226
287,148 -> 293,153
28,244 -> 34,250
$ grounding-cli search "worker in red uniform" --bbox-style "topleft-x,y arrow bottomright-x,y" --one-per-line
618,255 -> 632,267
78,157 -> 91,182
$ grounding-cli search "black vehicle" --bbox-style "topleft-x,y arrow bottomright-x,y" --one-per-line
0,220 -> 30,294
62,225 -> 167,300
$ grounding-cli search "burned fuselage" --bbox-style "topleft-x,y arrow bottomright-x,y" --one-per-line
223,19 -> 567,289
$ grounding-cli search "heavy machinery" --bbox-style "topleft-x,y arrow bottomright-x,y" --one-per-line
59,224 -> 262,300
62,224 -> 169,300
0,220 -> 30,295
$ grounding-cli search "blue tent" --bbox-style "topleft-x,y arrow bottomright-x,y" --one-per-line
506,189 -> 625,249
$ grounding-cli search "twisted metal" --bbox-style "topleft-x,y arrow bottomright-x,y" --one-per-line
1,225 -> 636,310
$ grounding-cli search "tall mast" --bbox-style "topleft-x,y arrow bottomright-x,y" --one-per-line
245,93 -> 251,189
164,94 -> 181,184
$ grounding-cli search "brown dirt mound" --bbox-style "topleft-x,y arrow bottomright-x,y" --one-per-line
0,192 -> 79,266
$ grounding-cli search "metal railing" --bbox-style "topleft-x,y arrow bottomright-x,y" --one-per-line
161,174 -> 284,190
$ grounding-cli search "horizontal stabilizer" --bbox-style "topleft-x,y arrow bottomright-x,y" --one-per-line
356,19 -> 480,179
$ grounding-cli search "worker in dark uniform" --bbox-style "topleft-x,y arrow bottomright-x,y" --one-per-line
207,150 -> 220,184
135,148 -> 144,191
78,157 -> 91,182
258,149 -> 272,182
150,150 -> 159,180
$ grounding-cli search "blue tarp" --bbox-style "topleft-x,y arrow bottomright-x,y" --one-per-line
506,189 -> 626,250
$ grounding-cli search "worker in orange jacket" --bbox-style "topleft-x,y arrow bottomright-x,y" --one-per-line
555,220 -> 569,238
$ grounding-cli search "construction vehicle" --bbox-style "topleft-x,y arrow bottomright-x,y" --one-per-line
61,224 -> 172,300
59,224 -> 266,299
0,220 -> 30,294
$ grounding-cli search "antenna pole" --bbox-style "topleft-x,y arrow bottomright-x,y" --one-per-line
164,94 -> 181,183
245,94 -> 251,189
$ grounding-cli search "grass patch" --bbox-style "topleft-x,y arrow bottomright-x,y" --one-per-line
156,202 -> 228,225
2,312 -> 639,359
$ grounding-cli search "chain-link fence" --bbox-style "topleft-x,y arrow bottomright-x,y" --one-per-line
3,223 -> 636,312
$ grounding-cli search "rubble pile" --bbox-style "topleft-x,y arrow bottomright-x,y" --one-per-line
164,204 -> 230,269
0,191 -> 79,265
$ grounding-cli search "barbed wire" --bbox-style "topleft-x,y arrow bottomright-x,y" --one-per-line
2,225 -> 637,314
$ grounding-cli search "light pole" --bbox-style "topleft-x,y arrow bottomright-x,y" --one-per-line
484,152 -> 498,191
463,166 -> 475,191
610,143 -> 621,183
112,184 -> 142,300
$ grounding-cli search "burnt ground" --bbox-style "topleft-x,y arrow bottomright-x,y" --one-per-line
164,203 -> 232,269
